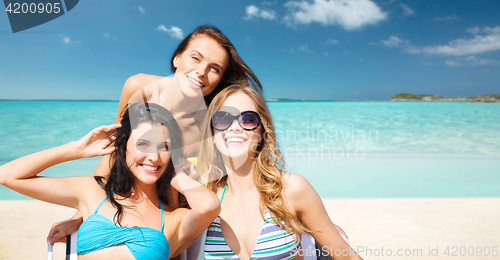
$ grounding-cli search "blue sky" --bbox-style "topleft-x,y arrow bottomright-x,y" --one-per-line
0,0 -> 499,100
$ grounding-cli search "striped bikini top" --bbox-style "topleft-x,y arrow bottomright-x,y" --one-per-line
205,183 -> 299,260
77,196 -> 169,260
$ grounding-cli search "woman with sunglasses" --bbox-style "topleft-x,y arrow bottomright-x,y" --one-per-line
198,82 -> 362,260
47,25 -> 262,246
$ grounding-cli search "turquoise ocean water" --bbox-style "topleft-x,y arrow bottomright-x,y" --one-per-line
1,101 -> 499,199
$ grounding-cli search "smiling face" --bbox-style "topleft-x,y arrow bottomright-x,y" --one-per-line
126,122 -> 171,186
213,91 -> 262,168
173,36 -> 229,97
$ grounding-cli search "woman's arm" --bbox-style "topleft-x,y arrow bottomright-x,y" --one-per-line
0,124 -> 120,209
46,74 -> 166,243
47,212 -> 83,244
285,173 -> 362,260
170,163 -> 221,256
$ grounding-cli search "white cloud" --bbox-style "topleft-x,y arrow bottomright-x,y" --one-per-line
467,56 -> 500,66
433,15 -> 459,22
445,60 -> 462,67
244,5 -> 277,20
324,52 -> 329,56
138,6 -> 145,14
400,4 -> 415,16
245,36 -> 252,43
324,38 -> 339,44
298,44 -> 312,52
445,56 -> 500,67
260,9 -> 277,20
245,5 -> 259,18
466,27 -> 481,35
156,25 -> 184,39
61,36 -> 71,44
262,1 -> 277,5
380,36 -> 409,47
407,26 -> 500,56
480,68 -> 490,74
283,0 -> 387,30
60,35 -> 79,44
375,27 -> 500,68
290,44 -> 313,53
103,33 -> 116,40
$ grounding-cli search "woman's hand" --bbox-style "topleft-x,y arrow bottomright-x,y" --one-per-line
175,159 -> 198,178
47,214 -> 83,245
172,161 -> 200,192
170,162 -> 221,257
74,123 -> 121,158
0,124 -> 122,210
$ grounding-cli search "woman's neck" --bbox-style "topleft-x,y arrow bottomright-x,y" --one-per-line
129,181 -> 160,206
162,77 -> 206,116
224,159 -> 258,196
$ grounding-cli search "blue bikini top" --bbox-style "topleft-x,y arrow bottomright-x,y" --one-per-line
77,195 -> 170,260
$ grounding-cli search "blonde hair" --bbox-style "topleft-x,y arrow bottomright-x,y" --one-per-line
197,81 -> 308,238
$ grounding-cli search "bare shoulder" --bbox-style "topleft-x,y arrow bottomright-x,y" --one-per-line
72,176 -> 106,215
77,176 -> 105,195
122,73 -> 164,96
168,207 -> 190,226
282,172 -> 323,214
283,173 -> 312,192
282,173 -> 315,201
116,73 -> 167,121
173,207 -> 190,215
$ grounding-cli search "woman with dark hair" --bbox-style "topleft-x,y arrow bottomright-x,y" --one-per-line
170,26 -> 262,104
47,25 -> 263,245
118,25 -> 262,158
0,103 -> 220,259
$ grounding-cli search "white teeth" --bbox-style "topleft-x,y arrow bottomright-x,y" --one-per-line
226,138 -> 245,143
187,76 -> 203,87
142,165 -> 158,171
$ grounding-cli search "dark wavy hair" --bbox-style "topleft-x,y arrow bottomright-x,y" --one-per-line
95,103 -> 183,225
170,25 -> 262,105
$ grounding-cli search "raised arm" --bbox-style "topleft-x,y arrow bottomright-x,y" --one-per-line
0,124 -> 120,209
47,74 -> 166,243
170,163 -> 221,257
285,173 -> 363,260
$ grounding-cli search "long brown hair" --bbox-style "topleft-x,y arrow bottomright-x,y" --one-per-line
198,81 -> 308,239
171,26 -> 262,105
96,103 -> 184,226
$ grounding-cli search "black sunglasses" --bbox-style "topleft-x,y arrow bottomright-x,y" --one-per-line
211,110 -> 261,131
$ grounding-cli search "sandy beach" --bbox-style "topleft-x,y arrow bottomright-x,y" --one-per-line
0,198 -> 499,260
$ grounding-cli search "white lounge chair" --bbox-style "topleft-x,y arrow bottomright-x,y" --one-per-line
47,232 -> 77,260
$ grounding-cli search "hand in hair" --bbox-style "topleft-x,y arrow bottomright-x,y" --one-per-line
0,124 -> 124,211
172,162 -> 200,192
73,123 -> 121,158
